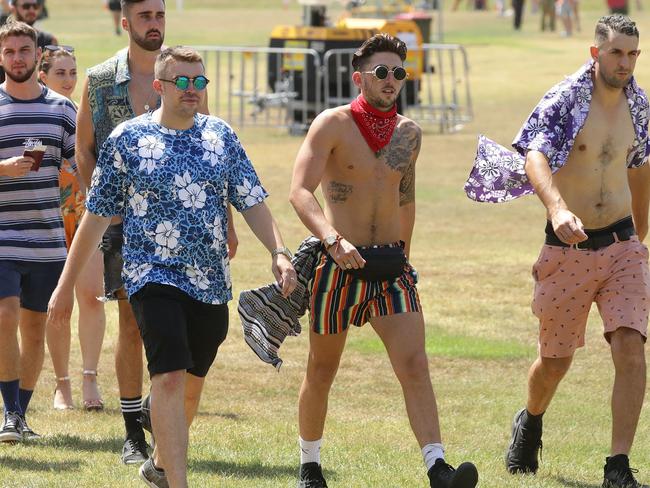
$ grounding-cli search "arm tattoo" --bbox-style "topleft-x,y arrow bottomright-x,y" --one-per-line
378,124 -> 420,174
399,161 -> 415,206
327,181 -> 353,203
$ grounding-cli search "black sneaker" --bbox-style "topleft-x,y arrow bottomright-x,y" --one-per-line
0,412 -> 23,443
19,416 -> 41,440
602,454 -> 649,488
121,433 -> 150,465
141,394 -> 151,433
506,408 -> 543,474
428,458 -> 479,488
298,462 -> 328,488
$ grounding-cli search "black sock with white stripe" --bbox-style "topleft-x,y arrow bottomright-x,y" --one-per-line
120,396 -> 144,438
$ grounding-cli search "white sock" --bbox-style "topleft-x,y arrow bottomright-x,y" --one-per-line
299,437 -> 322,465
422,443 -> 445,471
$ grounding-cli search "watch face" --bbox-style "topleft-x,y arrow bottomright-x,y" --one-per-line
324,236 -> 336,247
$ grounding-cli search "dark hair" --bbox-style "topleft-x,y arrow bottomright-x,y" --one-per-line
154,45 -> 203,78
595,14 -> 639,45
39,47 -> 75,75
351,33 -> 407,72
121,0 -> 165,15
0,20 -> 36,47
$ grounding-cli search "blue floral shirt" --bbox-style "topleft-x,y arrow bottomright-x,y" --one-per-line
465,61 -> 650,203
86,113 -> 268,304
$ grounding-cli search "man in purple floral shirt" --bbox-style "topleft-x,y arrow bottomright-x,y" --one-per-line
467,15 -> 650,488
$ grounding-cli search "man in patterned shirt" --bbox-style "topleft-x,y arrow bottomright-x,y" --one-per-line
48,46 -> 297,488
466,15 -> 650,488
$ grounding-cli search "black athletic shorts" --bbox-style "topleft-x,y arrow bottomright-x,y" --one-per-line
108,0 -> 121,11
130,283 -> 229,378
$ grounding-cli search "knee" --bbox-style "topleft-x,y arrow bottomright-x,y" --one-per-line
76,290 -> 104,313
306,357 -> 339,388
0,303 -> 19,329
611,329 -> 646,369
394,352 -> 430,384
538,356 -> 572,382
153,371 -> 185,393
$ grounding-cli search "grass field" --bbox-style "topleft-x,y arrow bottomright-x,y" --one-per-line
2,1 -> 650,487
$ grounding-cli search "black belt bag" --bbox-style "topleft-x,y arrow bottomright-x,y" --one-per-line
348,245 -> 407,282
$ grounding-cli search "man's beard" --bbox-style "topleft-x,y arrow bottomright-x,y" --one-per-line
15,13 -> 36,26
598,64 -> 632,90
131,29 -> 164,52
5,63 -> 36,83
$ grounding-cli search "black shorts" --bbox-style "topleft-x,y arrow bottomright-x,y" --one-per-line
130,283 -> 229,378
108,0 -> 121,11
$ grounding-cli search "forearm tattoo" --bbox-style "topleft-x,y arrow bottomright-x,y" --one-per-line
328,181 -> 353,203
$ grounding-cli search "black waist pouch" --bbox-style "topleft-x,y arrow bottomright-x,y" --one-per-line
348,245 -> 407,282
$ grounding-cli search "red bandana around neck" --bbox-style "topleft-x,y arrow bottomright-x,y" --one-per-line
350,95 -> 398,154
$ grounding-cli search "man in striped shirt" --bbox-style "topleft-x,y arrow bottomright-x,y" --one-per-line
0,21 -> 75,443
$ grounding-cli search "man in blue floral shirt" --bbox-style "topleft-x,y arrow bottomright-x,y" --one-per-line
467,15 -> 650,488
48,46 -> 297,488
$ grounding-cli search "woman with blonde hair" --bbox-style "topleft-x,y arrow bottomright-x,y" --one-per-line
39,46 -> 105,411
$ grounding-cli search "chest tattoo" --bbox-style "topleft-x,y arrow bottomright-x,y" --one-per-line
327,181 -> 353,203
377,125 -> 419,174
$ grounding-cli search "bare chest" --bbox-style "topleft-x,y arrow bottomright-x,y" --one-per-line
128,79 -> 159,116
570,102 -> 635,170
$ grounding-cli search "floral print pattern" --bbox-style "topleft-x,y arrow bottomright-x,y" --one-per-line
86,112 -> 268,304
465,61 -> 650,203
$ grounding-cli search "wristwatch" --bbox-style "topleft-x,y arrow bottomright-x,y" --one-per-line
322,234 -> 341,250
271,247 -> 293,259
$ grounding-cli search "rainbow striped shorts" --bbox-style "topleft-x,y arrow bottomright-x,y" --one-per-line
308,249 -> 421,335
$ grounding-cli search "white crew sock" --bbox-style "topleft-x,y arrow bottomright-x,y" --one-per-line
422,443 -> 445,471
299,437 -> 322,465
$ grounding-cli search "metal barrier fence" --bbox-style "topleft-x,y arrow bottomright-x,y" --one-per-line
194,43 -> 471,134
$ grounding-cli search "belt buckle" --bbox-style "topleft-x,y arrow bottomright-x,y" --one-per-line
574,239 -> 590,251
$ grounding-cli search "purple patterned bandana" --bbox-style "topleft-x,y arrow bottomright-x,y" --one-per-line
465,61 -> 650,203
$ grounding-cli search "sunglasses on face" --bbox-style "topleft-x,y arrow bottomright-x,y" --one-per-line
159,75 -> 209,91
19,2 -> 40,10
362,64 -> 408,81
44,45 -> 74,53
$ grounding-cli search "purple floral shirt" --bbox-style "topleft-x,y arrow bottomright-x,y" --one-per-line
465,61 -> 650,203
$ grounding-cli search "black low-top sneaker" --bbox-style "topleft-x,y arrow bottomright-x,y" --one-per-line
20,416 -> 41,440
139,457 -> 169,488
603,454 -> 649,488
141,394 -> 152,433
428,458 -> 479,488
121,433 -> 150,465
506,408 -> 543,474
0,412 -> 23,443
298,462 -> 328,488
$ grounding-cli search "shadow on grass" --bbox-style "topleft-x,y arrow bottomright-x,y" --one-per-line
0,454 -> 81,472
190,458 -> 335,480
35,434 -> 123,453
554,476 -> 601,488
194,411 -> 241,421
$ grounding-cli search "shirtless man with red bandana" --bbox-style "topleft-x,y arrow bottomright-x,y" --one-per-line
289,33 -> 478,488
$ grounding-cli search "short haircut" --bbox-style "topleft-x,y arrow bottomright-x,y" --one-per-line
39,48 -> 75,74
154,46 -> 203,79
595,14 -> 639,46
0,20 -> 36,47
351,33 -> 407,72
121,0 -> 165,15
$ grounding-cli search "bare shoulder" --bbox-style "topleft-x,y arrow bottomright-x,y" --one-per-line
396,115 -> 422,139
307,105 -> 353,141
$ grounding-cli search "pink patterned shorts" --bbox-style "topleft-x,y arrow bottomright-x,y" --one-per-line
532,236 -> 650,358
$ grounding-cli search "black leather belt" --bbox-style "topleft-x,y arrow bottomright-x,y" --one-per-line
544,217 -> 636,250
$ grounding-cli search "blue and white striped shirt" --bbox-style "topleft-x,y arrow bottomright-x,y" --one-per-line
0,86 -> 76,262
